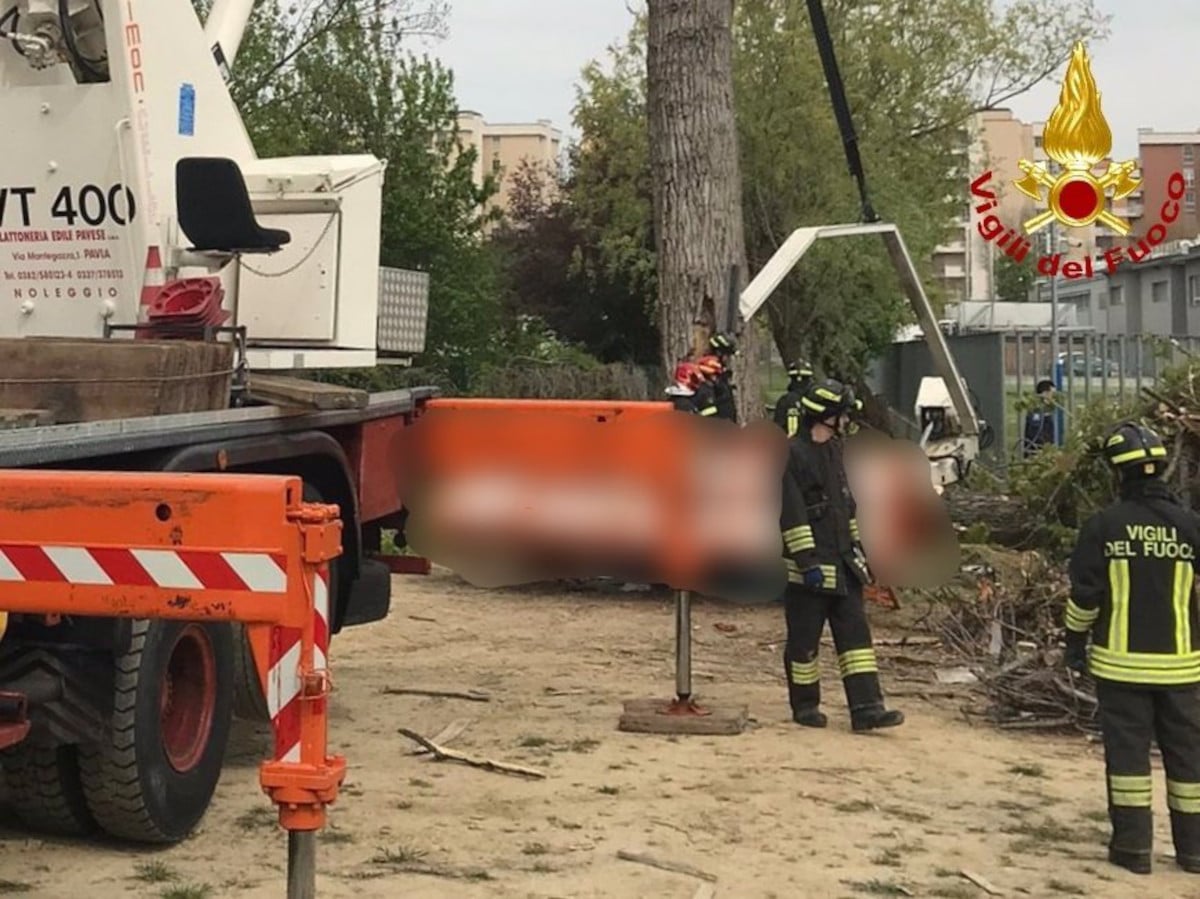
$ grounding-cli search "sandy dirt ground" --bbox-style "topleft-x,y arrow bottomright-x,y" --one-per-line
3,570 -> 1200,898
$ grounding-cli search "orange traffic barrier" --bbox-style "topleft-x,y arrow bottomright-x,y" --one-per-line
0,470 -> 344,897
405,400 -> 786,595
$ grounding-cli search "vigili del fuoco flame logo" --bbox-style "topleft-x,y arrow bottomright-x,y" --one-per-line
970,42 -> 1185,280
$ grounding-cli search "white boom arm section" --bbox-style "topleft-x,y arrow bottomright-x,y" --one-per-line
204,0 -> 258,79
740,222 -> 982,487
0,0 -> 392,369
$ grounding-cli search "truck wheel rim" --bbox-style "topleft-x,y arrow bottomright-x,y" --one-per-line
160,625 -> 217,772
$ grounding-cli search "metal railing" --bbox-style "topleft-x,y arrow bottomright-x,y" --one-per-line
1007,331 -> 1200,400
1004,330 -> 1200,457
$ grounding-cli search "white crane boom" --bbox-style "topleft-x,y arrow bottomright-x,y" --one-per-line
740,222 -> 984,488
203,0 -> 257,78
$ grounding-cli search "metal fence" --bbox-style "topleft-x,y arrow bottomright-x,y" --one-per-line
1006,331 -> 1200,410
768,329 -> 1200,464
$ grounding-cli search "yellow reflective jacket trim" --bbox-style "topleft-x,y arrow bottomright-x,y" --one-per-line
1065,597 -> 1100,632
783,560 -> 841,590
1111,446 -> 1168,465
786,407 -> 800,437
782,525 -> 816,553
849,518 -> 861,541
1175,561 -> 1195,656
1108,559 -> 1130,653
699,405 -> 718,416
1089,645 -> 1200,685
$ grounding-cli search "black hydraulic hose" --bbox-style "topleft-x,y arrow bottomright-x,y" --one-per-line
804,0 -> 878,223
58,0 -> 107,83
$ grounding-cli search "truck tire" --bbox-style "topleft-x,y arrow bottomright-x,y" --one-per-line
77,618 -> 234,844
230,623 -> 269,722
0,743 -> 95,836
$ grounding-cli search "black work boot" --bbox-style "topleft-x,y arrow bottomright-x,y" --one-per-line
1177,855 -> 1200,874
851,705 -> 904,732
792,707 -> 828,728
1108,848 -> 1151,875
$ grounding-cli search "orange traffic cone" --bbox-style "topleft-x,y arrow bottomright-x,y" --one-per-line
138,245 -> 164,321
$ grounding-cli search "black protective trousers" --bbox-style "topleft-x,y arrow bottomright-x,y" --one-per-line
783,568 -> 884,715
1096,680 -> 1200,864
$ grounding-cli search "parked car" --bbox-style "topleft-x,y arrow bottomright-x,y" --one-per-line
1056,352 -> 1120,378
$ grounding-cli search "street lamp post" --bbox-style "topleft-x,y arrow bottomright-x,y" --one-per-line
1048,219 -> 1059,376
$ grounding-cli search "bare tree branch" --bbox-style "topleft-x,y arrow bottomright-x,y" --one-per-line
233,0 -> 448,104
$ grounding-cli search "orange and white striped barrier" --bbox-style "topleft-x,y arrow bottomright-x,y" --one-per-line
0,470 -> 344,897
268,567 -> 330,765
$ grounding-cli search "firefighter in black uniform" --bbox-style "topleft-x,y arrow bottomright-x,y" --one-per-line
707,332 -> 738,423
773,359 -> 815,436
1066,421 -> 1200,876
780,377 -> 904,731
665,361 -> 719,417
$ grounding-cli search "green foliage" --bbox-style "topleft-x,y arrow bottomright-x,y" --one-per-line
488,162 -> 660,365
487,23 -> 660,372
1006,389 -> 1142,554
733,0 -> 1106,377
569,1 -> 1106,379
569,22 -> 657,317
199,0 -> 534,392
473,361 -> 654,401
995,254 -> 1036,303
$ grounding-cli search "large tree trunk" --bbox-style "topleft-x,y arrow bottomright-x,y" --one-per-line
647,0 -> 760,420
943,490 -> 1036,548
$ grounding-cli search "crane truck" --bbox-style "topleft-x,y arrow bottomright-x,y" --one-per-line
0,0 -> 987,851
0,0 -> 438,844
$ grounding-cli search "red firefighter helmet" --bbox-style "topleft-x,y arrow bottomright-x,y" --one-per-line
696,354 -> 724,379
673,361 -> 705,390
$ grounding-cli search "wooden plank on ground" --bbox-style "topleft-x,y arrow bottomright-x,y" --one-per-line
247,374 -> 368,410
617,698 -> 748,735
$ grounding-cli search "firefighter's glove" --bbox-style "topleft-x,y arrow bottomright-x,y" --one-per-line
1064,632 -> 1088,674
802,567 -> 825,589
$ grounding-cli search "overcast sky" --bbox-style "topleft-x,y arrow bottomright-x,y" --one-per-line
433,0 -> 1198,160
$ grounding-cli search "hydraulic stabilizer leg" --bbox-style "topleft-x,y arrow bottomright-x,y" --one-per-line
664,589 -> 711,717
675,589 -> 692,701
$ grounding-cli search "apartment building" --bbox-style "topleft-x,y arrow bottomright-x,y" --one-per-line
456,111 -> 564,216
1129,129 -> 1200,241
932,110 -> 1039,303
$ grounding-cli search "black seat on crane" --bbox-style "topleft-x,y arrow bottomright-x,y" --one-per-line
175,157 -> 291,254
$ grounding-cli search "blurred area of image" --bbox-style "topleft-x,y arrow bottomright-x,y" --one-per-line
844,431 -> 960,590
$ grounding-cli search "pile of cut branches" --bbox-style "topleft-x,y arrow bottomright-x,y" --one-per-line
918,546 -> 1099,733
972,357 -> 1200,557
